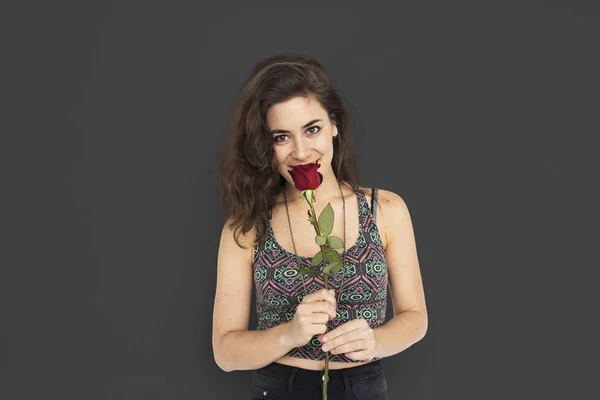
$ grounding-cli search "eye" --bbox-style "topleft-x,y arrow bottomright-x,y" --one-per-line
307,126 -> 321,134
273,134 -> 288,143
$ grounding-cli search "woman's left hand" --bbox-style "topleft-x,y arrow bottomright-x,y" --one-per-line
318,318 -> 377,361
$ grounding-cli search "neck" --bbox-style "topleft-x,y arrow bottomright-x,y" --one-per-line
283,173 -> 343,206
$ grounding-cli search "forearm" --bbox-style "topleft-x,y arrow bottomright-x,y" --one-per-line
373,310 -> 428,359
215,322 -> 294,372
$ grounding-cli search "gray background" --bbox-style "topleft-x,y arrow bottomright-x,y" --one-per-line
2,1 -> 599,399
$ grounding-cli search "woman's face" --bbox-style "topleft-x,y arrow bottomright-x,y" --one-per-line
266,94 -> 338,184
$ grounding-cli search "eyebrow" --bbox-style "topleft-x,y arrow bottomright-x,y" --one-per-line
270,119 -> 322,135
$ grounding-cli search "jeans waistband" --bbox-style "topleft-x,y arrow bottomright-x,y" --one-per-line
255,360 -> 383,388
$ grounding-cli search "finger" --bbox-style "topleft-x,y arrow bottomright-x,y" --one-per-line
327,289 -> 336,304
318,289 -> 336,307
344,350 -> 372,361
302,289 -> 336,304
317,289 -> 336,305
322,319 -> 361,343
310,323 -> 328,336
322,329 -> 364,352
311,312 -> 330,324
311,302 -> 336,320
329,338 -> 365,355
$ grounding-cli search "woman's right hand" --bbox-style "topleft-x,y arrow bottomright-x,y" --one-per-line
285,289 -> 337,348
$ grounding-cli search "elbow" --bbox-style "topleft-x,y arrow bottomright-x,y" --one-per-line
215,357 -> 234,373
418,311 -> 428,341
213,349 -> 231,372
213,334 -> 234,373
404,309 -> 428,342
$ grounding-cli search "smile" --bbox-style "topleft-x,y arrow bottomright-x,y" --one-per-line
290,159 -> 320,168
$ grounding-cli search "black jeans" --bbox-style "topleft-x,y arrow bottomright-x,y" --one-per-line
248,360 -> 387,400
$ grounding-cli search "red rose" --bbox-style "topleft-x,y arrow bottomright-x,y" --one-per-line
288,162 -> 323,191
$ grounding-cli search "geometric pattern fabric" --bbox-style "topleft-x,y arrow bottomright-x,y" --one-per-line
253,186 -> 388,363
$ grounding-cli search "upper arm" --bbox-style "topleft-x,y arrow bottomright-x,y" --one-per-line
212,219 -> 255,352
378,190 -> 428,326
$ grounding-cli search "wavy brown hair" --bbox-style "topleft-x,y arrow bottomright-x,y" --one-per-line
216,53 -> 361,249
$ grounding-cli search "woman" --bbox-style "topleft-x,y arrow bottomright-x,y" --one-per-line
212,53 -> 428,399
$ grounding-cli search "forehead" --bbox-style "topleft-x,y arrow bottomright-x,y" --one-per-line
266,95 -> 327,128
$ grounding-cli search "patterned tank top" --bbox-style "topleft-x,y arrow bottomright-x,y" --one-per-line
252,186 -> 388,363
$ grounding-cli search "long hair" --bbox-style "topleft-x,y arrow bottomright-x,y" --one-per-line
216,53 -> 361,249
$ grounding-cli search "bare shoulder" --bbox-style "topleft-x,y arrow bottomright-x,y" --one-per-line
377,188 -> 407,208
219,217 -> 258,253
225,216 -> 261,265
358,186 -> 408,213
358,186 -> 410,246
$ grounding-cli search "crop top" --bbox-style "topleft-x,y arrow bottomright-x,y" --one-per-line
252,185 -> 388,363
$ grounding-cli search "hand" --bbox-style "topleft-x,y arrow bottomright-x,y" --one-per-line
317,318 -> 377,362
286,289 -> 337,348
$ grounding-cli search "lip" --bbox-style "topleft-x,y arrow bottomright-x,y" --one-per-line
289,160 -> 320,168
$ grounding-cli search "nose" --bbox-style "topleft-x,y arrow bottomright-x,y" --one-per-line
292,136 -> 310,160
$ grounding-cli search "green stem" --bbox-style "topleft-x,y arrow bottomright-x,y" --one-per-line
323,323 -> 330,400
305,199 -> 332,399
308,202 -> 320,234
321,272 -> 332,400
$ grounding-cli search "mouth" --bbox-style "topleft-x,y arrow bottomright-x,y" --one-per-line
289,160 -> 321,168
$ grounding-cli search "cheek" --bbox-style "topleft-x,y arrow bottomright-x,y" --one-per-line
322,141 -> 335,156
273,147 -> 284,163
273,148 -> 288,170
